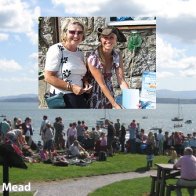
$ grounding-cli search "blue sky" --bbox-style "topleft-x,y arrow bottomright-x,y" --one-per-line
0,0 -> 196,96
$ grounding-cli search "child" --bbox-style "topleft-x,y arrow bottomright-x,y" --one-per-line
146,144 -> 154,170
146,132 -> 155,170
168,146 -> 178,164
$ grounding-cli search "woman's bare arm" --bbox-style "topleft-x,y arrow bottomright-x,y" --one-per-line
115,54 -> 129,89
87,63 -> 121,109
44,70 -> 84,95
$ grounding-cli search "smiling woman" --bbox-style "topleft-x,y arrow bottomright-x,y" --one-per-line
87,27 -> 129,109
43,19 -> 90,109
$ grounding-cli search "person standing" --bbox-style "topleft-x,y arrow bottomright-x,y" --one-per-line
189,132 -> 196,155
22,117 -> 33,145
105,119 -> 115,156
44,18 -> 90,108
146,132 -> 155,170
0,118 -> 11,142
173,147 -> 196,196
43,122 -> 54,159
67,122 -> 77,148
40,115 -> 49,146
87,26 -> 129,109
157,129 -> 164,155
119,124 -> 126,152
128,120 -> 137,153
114,119 -> 121,138
53,117 -> 64,150
76,121 -> 85,143
99,132 -> 107,152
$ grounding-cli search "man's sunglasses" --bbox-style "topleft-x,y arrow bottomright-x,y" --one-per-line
68,30 -> 83,35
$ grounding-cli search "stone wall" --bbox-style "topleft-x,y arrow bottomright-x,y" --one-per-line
38,17 -> 156,108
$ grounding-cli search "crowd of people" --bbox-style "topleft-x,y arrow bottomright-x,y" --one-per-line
1,116 -> 195,195
0,116 -> 196,164
0,117 -> 36,158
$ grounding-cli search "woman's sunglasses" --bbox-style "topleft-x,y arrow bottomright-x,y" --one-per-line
68,30 -> 83,35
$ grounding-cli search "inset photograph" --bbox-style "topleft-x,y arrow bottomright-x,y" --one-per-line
38,17 -> 156,109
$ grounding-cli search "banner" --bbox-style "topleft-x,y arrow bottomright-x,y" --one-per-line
140,71 -> 156,109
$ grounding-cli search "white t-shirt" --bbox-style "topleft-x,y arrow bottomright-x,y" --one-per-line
45,43 -> 87,94
69,144 -> 80,156
157,133 -> 164,143
44,128 -> 53,142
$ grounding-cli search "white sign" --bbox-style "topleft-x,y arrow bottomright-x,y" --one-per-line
140,71 -> 156,109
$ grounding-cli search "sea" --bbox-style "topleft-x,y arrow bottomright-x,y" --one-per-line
0,102 -> 195,143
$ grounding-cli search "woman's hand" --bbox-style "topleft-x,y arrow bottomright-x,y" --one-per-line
113,103 -> 122,109
83,83 -> 93,93
71,84 -> 85,95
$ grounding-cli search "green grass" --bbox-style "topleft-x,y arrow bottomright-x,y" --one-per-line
88,177 -> 192,196
0,154 -> 168,184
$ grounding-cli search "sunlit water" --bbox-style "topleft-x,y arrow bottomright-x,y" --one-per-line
0,102 -> 195,142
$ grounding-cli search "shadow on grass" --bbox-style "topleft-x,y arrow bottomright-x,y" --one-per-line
135,166 -> 149,173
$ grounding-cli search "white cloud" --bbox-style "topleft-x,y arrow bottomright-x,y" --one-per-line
0,33 -> 9,41
157,71 -> 174,79
0,0 -> 40,44
157,16 -> 196,43
180,57 -> 196,70
0,59 -> 22,71
51,0 -> 196,18
51,0 -> 109,15
157,35 -> 186,68
157,34 -> 196,78
180,69 -> 196,77
131,0 -> 196,18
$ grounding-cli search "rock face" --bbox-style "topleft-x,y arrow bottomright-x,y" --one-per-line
38,17 -> 156,108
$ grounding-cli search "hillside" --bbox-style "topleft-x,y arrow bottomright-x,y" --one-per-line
0,90 -> 196,103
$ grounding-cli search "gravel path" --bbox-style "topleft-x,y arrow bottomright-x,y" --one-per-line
32,170 -> 156,196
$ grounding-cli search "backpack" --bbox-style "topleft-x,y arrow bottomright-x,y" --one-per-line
98,151 -> 107,161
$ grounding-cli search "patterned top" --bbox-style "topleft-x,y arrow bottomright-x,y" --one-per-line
87,48 -> 120,109
45,43 -> 86,94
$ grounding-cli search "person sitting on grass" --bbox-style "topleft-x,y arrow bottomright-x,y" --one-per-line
81,131 -> 95,151
168,146 -> 178,164
69,140 -> 89,158
5,129 -> 34,156
173,147 -> 196,196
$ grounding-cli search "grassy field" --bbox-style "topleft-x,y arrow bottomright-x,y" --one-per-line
0,154 -> 168,184
88,177 -> 191,196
